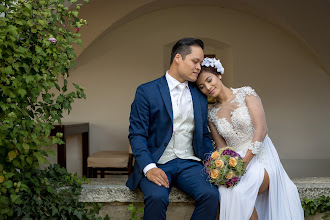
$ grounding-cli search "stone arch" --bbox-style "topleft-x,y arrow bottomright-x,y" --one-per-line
75,0 -> 330,75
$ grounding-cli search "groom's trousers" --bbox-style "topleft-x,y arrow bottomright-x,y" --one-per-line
139,158 -> 219,220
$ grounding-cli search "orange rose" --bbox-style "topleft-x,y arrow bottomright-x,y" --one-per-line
210,169 -> 220,179
211,151 -> 220,160
225,171 -> 235,180
215,159 -> 224,169
228,157 -> 237,167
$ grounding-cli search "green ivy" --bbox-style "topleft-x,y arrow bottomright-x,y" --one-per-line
11,164 -> 109,220
0,0 -> 102,218
127,203 -> 143,220
302,195 -> 330,219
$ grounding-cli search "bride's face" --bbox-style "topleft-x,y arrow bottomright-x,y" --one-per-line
196,71 -> 223,97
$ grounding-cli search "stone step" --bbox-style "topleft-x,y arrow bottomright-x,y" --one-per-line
79,176 -> 330,219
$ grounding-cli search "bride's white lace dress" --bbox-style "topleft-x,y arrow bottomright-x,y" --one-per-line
208,86 -> 304,220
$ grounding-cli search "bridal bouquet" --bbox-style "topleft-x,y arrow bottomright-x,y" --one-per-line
204,147 -> 246,188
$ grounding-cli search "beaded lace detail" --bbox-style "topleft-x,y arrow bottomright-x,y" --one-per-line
208,86 -> 267,163
248,141 -> 266,164
249,141 -> 262,155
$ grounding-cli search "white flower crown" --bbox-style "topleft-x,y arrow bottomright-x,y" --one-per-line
201,57 -> 224,74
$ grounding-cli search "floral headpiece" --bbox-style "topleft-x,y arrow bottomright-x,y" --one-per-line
201,57 -> 224,74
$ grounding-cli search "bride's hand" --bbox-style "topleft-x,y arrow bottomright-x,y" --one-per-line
243,150 -> 255,169
243,158 -> 250,169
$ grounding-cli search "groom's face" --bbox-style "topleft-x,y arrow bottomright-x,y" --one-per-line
177,46 -> 204,82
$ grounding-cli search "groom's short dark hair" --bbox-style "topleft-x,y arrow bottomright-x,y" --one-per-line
170,38 -> 204,65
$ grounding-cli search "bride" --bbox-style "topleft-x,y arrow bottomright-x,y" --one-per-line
196,58 -> 304,220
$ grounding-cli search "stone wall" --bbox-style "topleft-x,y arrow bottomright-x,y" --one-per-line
79,176 -> 330,219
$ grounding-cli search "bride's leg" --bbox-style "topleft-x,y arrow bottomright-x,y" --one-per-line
249,208 -> 258,220
250,170 -> 269,220
258,169 -> 269,195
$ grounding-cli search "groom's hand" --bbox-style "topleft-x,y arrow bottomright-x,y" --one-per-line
146,168 -> 169,188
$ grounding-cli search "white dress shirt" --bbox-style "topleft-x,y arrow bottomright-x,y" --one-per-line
143,72 -> 193,176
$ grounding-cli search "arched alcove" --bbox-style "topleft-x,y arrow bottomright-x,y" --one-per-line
75,0 -> 330,75
60,4 -> 330,177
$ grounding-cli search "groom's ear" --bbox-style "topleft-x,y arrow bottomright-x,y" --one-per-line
174,53 -> 182,64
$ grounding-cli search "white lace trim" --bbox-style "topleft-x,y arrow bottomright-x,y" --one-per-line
231,86 -> 259,108
248,141 -> 267,164
249,141 -> 262,155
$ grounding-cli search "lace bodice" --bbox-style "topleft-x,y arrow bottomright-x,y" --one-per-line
208,86 -> 261,148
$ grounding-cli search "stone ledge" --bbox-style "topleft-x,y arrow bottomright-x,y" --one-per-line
79,176 -> 330,203
293,177 -> 330,200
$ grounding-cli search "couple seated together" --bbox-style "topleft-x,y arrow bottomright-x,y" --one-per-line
126,37 -> 304,220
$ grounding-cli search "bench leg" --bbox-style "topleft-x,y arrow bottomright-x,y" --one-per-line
93,168 -> 97,178
88,167 -> 93,178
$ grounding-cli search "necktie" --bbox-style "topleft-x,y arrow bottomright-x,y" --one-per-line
177,84 -> 190,119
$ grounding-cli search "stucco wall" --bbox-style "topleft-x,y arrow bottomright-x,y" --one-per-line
55,5 -> 329,177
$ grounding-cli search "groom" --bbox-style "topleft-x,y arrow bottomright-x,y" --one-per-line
127,38 -> 219,220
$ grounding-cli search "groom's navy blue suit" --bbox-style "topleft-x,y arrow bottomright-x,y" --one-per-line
127,75 -> 218,220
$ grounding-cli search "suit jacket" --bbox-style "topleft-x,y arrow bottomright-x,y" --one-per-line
126,75 -> 213,190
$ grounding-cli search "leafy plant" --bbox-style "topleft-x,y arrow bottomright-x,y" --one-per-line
302,195 -> 330,219
12,164 -> 109,220
0,0 -> 101,218
127,203 -> 143,220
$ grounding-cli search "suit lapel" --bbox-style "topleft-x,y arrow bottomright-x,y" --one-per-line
157,77 -> 203,134
189,83 -> 202,129
189,83 -> 203,156
158,75 -> 173,123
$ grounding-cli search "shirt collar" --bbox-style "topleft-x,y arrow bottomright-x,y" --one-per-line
165,71 -> 188,91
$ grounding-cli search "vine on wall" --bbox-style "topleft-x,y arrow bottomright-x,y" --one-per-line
0,0 -> 109,219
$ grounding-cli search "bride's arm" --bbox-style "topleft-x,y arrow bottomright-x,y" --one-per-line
208,121 -> 227,150
244,91 -> 268,166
